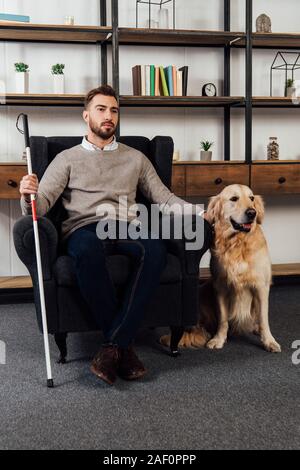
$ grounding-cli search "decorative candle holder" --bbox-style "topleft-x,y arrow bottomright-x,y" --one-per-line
136,0 -> 175,29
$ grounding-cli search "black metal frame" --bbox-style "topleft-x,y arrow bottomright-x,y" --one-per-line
100,0 -> 108,84
136,0 -> 176,29
111,0 -> 253,164
270,51 -> 300,97
245,0 -> 252,164
224,0 -> 231,161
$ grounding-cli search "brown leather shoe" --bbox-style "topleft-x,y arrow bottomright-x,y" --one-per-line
90,345 -> 121,385
118,345 -> 147,380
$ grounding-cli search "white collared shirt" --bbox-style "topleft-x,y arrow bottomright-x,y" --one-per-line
81,135 -> 118,152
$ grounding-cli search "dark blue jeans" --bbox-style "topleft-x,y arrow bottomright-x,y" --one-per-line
66,221 -> 167,348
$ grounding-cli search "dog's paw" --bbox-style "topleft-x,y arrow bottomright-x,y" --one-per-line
159,334 -> 171,347
191,327 -> 211,348
252,323 -> 260,336
206,336 -> 226,350
263,337 -> 281,353
159,328 -> 210,349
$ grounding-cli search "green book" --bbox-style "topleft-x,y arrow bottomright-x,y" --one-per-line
159,66 -> 169,96
150,65 -> 155,96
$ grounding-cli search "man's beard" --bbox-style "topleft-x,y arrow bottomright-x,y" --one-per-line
89,119 -> 116,140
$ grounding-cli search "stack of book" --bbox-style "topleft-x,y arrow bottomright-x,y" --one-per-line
132,65 -> 188,97
0,13 -> 30,23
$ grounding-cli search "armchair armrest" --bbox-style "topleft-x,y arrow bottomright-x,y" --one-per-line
13,215 -> 58,281
164,215 -> 213,276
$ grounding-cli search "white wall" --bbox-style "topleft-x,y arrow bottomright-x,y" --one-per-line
0,0 -> 300,276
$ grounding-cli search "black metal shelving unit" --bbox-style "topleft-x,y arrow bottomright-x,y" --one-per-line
110,0 -> 250,162
0,0 -> 111,95
110,0 -> 300,167
1,1 -> 300,166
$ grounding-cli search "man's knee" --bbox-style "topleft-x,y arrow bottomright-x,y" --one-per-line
67,230 -> 105,262
142,238 -> 167,268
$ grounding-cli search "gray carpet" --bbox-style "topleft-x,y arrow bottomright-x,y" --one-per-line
0,284 -> 299,450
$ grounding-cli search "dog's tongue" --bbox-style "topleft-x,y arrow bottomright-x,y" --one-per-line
242,223 -> 252,230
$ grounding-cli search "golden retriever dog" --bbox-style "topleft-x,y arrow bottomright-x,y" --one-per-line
160,184 -> 281,353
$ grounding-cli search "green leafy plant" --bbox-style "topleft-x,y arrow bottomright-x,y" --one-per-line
286,78 -> 294,88
14,62 -> 29,73
51,64 -> 65,75
200,140 -> 214,151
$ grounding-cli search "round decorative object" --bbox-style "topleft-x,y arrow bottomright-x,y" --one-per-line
256,14 -> 272,33
202,83 -> 217,97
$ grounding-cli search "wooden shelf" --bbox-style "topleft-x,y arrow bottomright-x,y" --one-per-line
0,93 -> 85,106
0,21 -> 111,43
120,96 -> 244,107
173,160 -> 246,164
5,94 -> 300,108
252,32 -> 300,49
252,97 -> 300,107
119,27 -> 245,47
2,263 -> 299,290
200,263 -> 300,280
0,162 -> 26,165
0,276 -> 32,289
252,160 -> 300,164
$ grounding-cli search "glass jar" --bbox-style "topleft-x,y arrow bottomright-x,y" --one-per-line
267,136 -> 279,160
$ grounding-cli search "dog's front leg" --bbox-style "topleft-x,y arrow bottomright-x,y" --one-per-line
256,286 -> 281,353
206,290 -> 228,350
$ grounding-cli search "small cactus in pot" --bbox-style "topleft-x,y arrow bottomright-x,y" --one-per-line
200,140 -> 214,161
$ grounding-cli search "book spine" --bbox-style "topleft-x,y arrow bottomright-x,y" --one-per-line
179,66 -> 188,96
0,13 -> 30,22
141,65 -> 146,96
159,66 -> 169,96
167,65 -> 174,96
150,65 -> 155,96
145,65 -> 151,96
155,67 -> 160,96
132,65 -> 139,96
172,66 -> 177,96
177,71 -> 183,96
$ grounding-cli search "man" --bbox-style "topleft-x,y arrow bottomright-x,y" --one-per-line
20,85 -> 207,386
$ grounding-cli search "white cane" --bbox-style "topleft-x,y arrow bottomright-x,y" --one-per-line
17,113 -> 54,388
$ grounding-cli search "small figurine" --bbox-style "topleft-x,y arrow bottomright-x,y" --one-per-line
256,14 -> 272,33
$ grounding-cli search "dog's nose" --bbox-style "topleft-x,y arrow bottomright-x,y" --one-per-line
246,208 -> 256,220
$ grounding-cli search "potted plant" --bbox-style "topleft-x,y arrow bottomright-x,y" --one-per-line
51,63 -> 65,94
200,140 -> 214,161
285,78 -> 296,97
14,62 -> 29,93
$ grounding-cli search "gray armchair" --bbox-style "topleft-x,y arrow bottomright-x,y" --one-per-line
13,135 -> 212,363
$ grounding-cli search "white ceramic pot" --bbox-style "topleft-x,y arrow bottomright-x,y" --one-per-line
53,74 -> 65,94
157,8 -> 169,29
200,150 -> 212,161
286,86 -> 296,98
15,72 -> 29,93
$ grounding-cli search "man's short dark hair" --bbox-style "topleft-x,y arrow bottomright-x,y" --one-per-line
84,85 -> 118,109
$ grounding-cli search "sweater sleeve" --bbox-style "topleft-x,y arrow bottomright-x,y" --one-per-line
138,154 -> 204,217
20,152 -> 70,217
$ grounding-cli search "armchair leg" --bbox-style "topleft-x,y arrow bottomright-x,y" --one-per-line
170,326 -> 185,357
54,333 -> 68,364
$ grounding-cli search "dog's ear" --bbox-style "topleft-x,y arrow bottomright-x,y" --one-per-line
254,195 -> 264,224
206,195 -> 221,224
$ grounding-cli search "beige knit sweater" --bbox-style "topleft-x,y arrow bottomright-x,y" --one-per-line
20,142 -> 202,240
